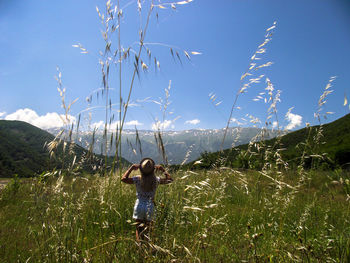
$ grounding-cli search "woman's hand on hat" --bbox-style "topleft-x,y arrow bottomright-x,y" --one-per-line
131,164 -> 140,170
155,165 -> 165,172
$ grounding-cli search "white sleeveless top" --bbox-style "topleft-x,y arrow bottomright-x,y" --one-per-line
133,176 -> 160,201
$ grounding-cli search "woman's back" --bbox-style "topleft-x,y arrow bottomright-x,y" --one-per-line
133,176 -> 160,200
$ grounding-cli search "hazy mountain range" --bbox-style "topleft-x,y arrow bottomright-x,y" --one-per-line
1,114 -> 348,178
187,113 -> 350,170
47,127 -> 282,164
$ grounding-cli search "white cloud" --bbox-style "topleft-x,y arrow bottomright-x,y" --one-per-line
0,112 -> 6,119
4,108 -> 76,130
272,121 -> 278,129
125,120 -> 143,126
230,118 -> 245,125
185,119 -> 200,125
152,120 -> 172,130
92,121 -> 120,131
91,121 -> 105,130
285,112 -> 302,130
5,109 -> 38,123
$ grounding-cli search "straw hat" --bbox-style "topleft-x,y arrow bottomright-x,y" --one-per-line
139,158 -> 155,175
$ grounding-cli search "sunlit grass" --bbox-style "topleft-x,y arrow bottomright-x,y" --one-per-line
1,169 -> 349,262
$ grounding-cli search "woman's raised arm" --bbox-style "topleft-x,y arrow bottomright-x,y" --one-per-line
155,165 -> 173,184
121,164 -> 140,184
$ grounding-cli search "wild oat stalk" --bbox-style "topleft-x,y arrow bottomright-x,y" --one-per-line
68,0 -> 198,177
153,80 -> 176,165
221,21 -> 277,150
48,68 -> 78,173
310,76 -> 337,169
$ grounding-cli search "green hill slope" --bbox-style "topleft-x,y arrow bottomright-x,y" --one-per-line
186,113 -> 350,170
0,120 -> 129,177
278,113 -> 350,167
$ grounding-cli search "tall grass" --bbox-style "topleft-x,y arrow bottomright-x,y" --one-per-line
1,169 -> 349,262
48,0 -> 198,174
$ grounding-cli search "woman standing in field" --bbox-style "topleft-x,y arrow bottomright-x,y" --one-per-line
121,158 -> 173,242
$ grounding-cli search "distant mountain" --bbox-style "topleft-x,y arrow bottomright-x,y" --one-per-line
187,113 -> 350,170
0,120 -> 129,177
47,127 -> 282,165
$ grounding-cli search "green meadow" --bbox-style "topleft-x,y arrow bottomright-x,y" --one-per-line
1,168 -> 349,262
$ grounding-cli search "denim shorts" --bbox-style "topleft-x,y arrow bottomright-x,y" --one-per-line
133,198 -> 155,221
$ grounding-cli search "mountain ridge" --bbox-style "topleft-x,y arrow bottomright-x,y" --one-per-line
47,126 -> 282,165
0,120 -> 129,177
186,113 -> 350,170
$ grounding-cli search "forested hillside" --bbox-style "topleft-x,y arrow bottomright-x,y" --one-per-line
188,114 -> 350,170
0,120 -> 129,177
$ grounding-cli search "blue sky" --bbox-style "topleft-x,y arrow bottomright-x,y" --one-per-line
1,0 -> 349,131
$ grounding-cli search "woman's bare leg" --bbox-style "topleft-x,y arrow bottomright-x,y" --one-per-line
135,220 -> 150,243
136,224 -> 143,243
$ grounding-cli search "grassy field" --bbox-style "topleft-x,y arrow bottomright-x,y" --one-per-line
0,178 -> 10,192
1,168 -> 349,262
